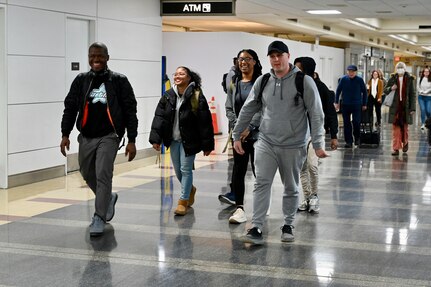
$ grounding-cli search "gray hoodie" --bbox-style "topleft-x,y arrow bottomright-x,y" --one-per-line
232,64 -> 325,149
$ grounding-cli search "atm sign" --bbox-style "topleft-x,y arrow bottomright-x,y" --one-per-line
161,1 -> 235,16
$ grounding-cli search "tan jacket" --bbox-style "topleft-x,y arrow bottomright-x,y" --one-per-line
367,78 -> 384,101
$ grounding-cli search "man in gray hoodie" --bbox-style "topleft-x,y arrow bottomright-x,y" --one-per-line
233,41 -> 327,245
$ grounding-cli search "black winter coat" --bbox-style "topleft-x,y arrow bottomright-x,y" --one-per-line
149,84 -> 214,156
315,79 -> 338,139
61,70 -> 138,142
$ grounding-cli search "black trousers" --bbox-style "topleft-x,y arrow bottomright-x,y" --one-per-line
368,95 -> 382,124
231,139 -> 255,206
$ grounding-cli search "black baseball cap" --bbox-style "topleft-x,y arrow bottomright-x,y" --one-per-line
267,41 -> 289,55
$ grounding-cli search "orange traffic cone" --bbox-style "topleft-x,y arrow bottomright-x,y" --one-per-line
209,96 -> 222,135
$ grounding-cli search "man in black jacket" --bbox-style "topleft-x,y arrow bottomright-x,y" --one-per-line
294,56 -> 338,213
60,42 -> 138,236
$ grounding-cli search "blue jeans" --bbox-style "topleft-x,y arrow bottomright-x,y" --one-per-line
418,95 -> 431,124
169,140 -> 196,200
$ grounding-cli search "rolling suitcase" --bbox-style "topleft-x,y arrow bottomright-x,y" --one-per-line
359,109 -> 380,147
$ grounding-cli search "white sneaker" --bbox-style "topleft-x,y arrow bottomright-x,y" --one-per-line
308,195 -> 320,213
421,124 -> 425,130
297,199 -> 309,212
229,208 -> 247,224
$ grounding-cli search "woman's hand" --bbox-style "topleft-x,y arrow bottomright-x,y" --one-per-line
152,143 -> 161,151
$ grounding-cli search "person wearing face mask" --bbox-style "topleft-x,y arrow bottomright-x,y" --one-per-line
149,66 -> 214,216
221,49 -> 262,224
384,62 -> 416,156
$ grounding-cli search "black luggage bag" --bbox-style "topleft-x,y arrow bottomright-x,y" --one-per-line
359,109 -> 380,147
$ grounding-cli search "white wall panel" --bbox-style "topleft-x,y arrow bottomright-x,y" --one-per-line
108,60 -> 160,99
98,0 -> 160,26
8,0 -> 96,16
137,97 -> 159,134
98,19 -> 162,61
8,56 -> 66,104
8,147 -> 64,175
8,103 -> 63,153
8,6 -> 65,56
135,132 -> 152,150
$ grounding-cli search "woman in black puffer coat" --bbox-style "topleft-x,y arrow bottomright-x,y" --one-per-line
149,66 -> 214,215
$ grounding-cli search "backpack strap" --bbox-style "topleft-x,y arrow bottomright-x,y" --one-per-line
258,71 -> 305,107
257,73 -> 271,101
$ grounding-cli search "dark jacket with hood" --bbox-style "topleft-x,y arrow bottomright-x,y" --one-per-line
61,69 -> 138,142
299,57 -> 338,139
149,83 -> 214,156
384,72 -> 416,125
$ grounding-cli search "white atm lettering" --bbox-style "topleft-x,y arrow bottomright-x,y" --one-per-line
183,4 -> 201,12
183,3 -> 211,12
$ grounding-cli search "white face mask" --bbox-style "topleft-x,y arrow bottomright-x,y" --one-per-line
397,68 -> 405,75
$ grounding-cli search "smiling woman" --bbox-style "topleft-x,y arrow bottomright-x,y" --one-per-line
149,66 -> 215,216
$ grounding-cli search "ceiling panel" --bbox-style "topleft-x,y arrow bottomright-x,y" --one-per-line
162,0 -> 431,57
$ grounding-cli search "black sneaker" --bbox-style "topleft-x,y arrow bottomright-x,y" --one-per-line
218,192 -> 236,205
241,227 -> 264,245
344,143 -> 352,148
280,225 -> 294,242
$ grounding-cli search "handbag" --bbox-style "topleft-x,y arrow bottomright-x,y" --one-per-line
383,90 -> 395,107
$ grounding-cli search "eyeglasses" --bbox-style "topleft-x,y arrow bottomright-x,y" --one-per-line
238,57 -> 253,63
173,73 -> 187,77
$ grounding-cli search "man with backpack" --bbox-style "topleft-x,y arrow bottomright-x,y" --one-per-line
294,56 -> 339,214
233,41 -> 328,245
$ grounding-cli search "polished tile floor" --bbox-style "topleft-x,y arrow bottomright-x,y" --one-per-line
1,119 -> 431,286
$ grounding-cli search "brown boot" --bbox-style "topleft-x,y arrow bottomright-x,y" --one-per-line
188,185 -> 197,207
174,199 -> 188,216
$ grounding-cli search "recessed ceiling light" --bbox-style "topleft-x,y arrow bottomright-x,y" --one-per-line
306,10 -> 341,15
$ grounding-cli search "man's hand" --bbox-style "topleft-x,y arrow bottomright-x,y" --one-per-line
334,103 -> 340,112
391,84 -> 397,91
362,105 -> 367,111
125,143 -> 136,162
203,150 -> 212,156
60,136 -> 70,157
240,129 -> 250,142
315,148 -> 329,158
330,139 -> 338,150
233,140 -> 245,155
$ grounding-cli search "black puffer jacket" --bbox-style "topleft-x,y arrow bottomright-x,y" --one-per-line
61,70 -> 138,142
149,84 -> 214,156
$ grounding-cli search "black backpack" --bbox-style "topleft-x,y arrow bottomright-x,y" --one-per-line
257,71 -> 304,105
221,73 -> 228,93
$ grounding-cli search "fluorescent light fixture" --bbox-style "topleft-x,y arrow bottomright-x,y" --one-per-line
389,34 -> 416,45
344,19 -> 377,31
306,10 -> 341,15
421,46 -> 431,51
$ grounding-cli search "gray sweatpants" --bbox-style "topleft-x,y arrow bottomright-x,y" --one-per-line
78,133 -> 119,221
252,139 -> 306,230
